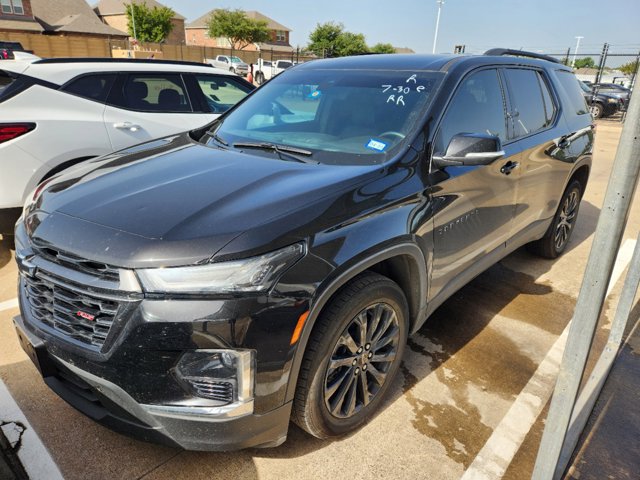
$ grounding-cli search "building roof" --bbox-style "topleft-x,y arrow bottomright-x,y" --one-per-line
186,9 -> 291,32
0,17 -> 44,32
93,0 -> 186,20
31,0 -> 128,36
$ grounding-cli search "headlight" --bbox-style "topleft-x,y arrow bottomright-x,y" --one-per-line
607,98 -> 618,103
136,242 -> 305,294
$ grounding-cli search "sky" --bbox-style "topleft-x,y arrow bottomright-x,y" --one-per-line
161,0 -> 640,66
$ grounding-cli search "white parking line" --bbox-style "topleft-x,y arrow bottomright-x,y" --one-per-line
460,238 -> 637,479
0,380 -> 64,480
0,298 -> 18,312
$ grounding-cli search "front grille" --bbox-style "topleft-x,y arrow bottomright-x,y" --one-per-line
32,242 -> 120,281
23,274 -> 119,348
190,379 -> 234,404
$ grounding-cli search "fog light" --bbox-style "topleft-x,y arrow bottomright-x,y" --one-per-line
175,350 -> 254,405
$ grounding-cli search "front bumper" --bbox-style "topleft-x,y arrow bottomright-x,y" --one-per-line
14,313 -> 292,450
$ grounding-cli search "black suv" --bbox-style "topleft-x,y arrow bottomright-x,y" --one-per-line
578,80 -> 621,118
14,49 -> 593,450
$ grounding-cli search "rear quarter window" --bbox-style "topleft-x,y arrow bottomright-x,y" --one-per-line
555,70 -> 589,116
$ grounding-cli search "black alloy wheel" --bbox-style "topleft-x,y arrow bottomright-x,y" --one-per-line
528,179 -> 583,259
293,272 -> 408,438
323,302 -> 401,418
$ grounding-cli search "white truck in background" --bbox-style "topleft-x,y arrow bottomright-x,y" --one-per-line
252,58 -> 294,84
205,55 -> 249,76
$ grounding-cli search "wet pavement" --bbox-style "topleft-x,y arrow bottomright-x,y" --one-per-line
565,318 -> 640,480
0,120 -> 637,479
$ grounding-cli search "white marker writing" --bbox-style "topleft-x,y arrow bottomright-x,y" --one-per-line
406,74 -> 417,84
382,84 -> 392,92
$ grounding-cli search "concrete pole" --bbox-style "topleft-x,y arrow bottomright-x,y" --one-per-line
570,36 -> 583,68
532,52 -> 640,480
432,0 -> 444,54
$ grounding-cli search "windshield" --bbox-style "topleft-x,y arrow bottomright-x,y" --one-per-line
207,68 -> 444,165
230,57 -> 244,63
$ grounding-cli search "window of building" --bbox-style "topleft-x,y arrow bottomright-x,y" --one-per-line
276,30 -> 287,42
1,0 -> 24,14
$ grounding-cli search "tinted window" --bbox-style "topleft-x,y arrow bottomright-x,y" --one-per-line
62,74 -> 116,102
435,69 -> 506,153
504,69 -> 551,138
0,71 -> 14,95
115,74 -> 192,112
556,70 -> 589,115
538,73 -> 556,126
194,75 -> 252,114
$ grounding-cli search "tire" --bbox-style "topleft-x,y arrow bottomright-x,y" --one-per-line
292,272 -> 408,439
229,67 -> 236,74
255,72 -> 265,85
589,103 -> 604,119
528,179 -> 583,259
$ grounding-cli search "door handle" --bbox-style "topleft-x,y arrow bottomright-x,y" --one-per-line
113,122 -> 142,132
500,160 -> 519,175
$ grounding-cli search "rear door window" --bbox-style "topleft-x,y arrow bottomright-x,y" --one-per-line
503,68 -> 555,138
109,73 -> 192,113
192,74 -> 253,114
434,68 -> 507,154
62,74 -> 116,103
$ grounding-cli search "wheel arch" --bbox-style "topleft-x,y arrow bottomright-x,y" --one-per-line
284,242 -> 428,403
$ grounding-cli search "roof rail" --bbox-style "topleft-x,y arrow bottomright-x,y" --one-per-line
32,57 -> 213,68
483,48 -> 561,64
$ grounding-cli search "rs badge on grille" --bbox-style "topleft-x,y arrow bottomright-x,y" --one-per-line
76,311 -> 96,321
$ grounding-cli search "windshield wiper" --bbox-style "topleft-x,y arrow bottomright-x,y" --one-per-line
208,131 -> 228,147
233,142 -> 315,163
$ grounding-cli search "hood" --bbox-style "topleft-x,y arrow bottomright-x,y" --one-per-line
28,134 -> 377,267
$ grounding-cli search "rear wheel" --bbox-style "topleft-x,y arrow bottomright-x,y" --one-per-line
528,179 -> 583,259
293,272 -> 408,438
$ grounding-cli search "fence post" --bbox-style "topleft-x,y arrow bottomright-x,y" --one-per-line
532,56 -> 640,479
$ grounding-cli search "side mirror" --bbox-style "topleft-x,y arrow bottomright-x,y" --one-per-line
433,133 -> 505,168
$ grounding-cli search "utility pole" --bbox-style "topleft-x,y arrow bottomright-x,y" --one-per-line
570,36 -> 583,68
432,0 -> 444,54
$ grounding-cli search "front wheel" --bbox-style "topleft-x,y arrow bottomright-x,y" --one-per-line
255,72 -> 265,85
528,179 -> 583,259
589,103 -> 604,119
292,272 -> 408,438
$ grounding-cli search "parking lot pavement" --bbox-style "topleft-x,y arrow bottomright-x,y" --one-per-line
0,120 -> 637,479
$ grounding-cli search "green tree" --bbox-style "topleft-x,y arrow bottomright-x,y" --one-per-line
207,9 -> 270,51
370,43 -> 396,54
125,1 -> 174,43
618,59 -> 639,76
334,32 -> 369,56
573,57 -> 595,69
307,22 -> 344,57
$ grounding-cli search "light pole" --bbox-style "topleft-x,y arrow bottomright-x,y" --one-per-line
571,36 -> 583,68
432,0 -> 444,54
